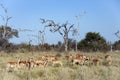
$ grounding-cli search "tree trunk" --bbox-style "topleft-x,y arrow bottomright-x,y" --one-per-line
75,32 -> 78,52
64,40 -> 68,52
2,19 -> 7,39
2,5 -> 8,40
64,34 -> 68,52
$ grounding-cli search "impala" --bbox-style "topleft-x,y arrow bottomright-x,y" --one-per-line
65,54 -> 73,60
6,58 -> 21,71
72,57 -> 81,65
76,54 -> 87,60
105,55 -> 112,66
51,57 -> 63,66
72,54 -> 89,65
92,58 -> 99,66
44,55 -> 56,63
19,59 -> 30,69
34,58 -> 48,67
72,57 -> 87,65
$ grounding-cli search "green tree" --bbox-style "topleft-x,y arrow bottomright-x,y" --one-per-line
113,40 -> 120,50
0,4 -> 18,52
78,32 -> 109,52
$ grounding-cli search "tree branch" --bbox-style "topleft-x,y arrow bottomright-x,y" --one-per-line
7,16 -> 12,21
68,24 -> 74,33
0,15 -> 5,21
115,30 -> 120,39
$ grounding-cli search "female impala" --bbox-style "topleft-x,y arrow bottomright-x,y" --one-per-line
72,57 -> 81,65
34,57 -> 48,68
19,59 -> 30,69
105,55 -> 112,66
51,57 -> 63,66
6,58 -> 21,71
72,57 -> 86,65
44,54 -> 56,62
28,58 -> 37,68
72,54 -> 89,65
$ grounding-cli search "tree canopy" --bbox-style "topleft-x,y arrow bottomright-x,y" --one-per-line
113,40 -> 120,50
78,32 -> 109,52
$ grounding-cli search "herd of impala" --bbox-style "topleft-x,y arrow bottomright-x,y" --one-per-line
6,53 -> 112,71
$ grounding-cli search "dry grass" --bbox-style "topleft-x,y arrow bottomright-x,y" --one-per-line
0,51 -> 120,80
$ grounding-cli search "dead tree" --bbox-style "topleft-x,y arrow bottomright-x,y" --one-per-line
39,28 -> 45,45
72,15 -> 80,52
72,28 -> 78,51
28,29 -> 45,45
0,4 -> 12,39
73,13 -> 85,52
40,19 -> 74,52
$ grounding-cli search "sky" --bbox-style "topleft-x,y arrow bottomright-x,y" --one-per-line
0,0 -> 120,45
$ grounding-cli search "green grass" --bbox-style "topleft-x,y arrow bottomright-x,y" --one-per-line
0,51 -> 120,80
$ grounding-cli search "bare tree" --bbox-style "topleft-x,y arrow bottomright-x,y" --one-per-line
0,4 -> 12,39
39,28 -> 45,45
72,12 -> 85,52
72,15 -> 80,52
28,29 -> 45,45
40,19 -> 74,52
28,34 -> 39,44
72,28 -> 78,51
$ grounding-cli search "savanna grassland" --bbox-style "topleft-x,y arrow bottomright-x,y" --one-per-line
0,51 -> 120,80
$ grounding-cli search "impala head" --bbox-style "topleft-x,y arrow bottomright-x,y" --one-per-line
92,58 -> 99,66
105,55 -> 111,60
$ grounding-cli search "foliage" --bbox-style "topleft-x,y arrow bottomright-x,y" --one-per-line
113,40 -> 120,50
0,39 -> 18,53
78,32 -> 109,52
0,26 -> 18,52
0,25 -> 18,40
